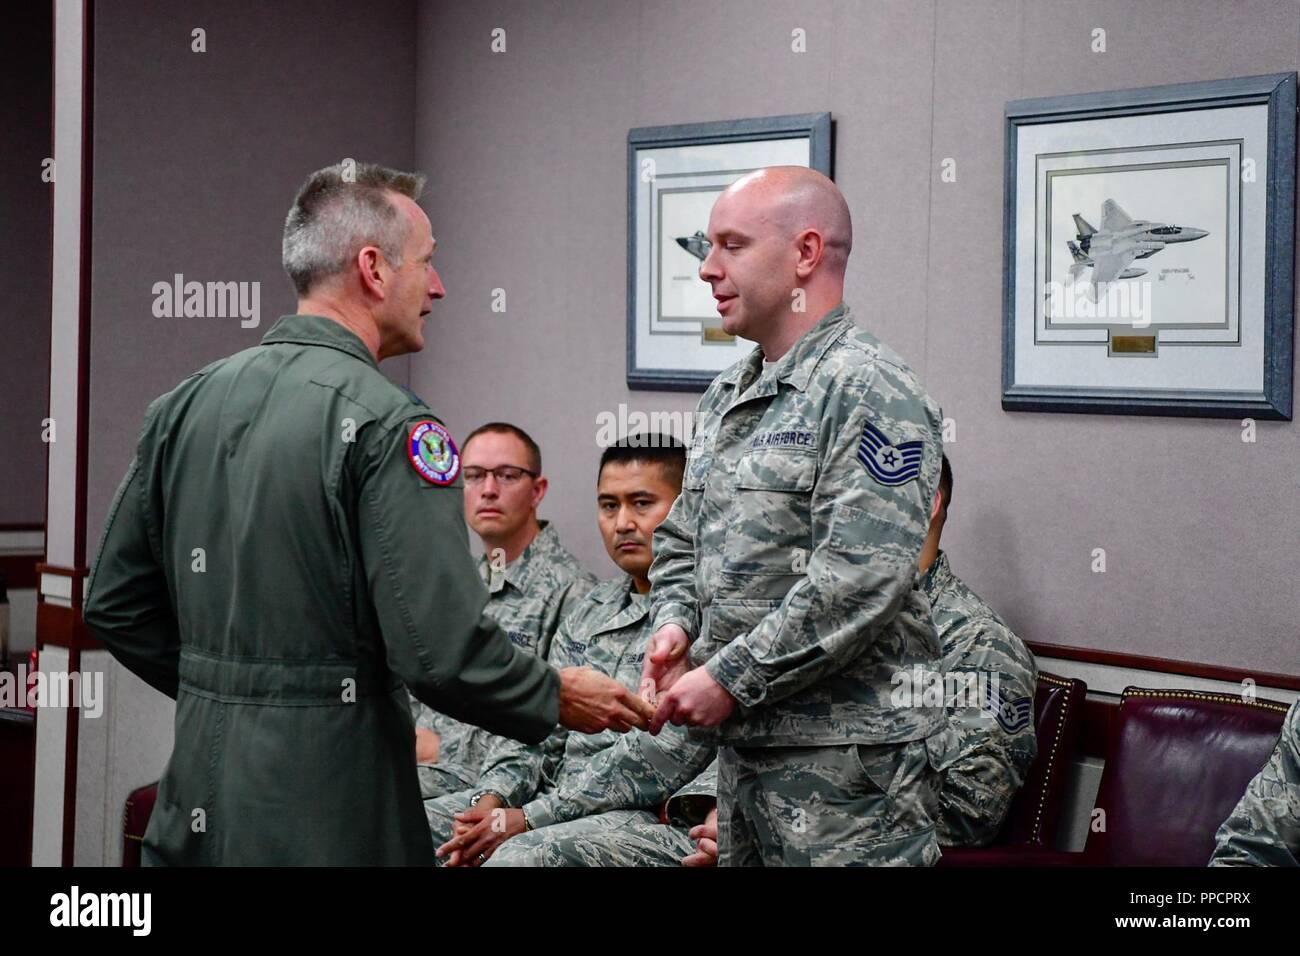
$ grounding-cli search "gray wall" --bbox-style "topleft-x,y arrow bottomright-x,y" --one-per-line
412,0 -> 1300,677
81,0 -> 416,864
0,1 -> 52,527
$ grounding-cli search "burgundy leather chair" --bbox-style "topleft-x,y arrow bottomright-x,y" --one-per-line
121,782 -> 158,867
1083,687 -> 1290,867
939,672 -> 1086,866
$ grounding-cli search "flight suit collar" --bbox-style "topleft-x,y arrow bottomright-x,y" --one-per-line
261,314 -> 379,370
921,550 -> 955,603
480,520 -> 560,595
722,302 -> 853,398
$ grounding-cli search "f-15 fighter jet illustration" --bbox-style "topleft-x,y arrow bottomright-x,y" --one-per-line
1067,240 -> 1147,282
1069,199 -> 1208,285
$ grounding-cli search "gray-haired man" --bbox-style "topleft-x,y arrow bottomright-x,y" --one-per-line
84,161 -> 652,865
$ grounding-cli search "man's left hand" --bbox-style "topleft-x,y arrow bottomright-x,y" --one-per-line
650,666 -> 735,734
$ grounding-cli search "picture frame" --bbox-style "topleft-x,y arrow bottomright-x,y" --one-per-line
1002,73 -> 1296,420
626,112 -> 833,391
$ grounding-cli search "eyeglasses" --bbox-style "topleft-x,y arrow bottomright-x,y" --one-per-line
462,465 -> 538,486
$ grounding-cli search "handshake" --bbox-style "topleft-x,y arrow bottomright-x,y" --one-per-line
557,622 -> 736,736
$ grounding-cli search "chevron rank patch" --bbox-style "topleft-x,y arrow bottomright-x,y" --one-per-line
857,420 -> 924,486
983,685 -> 1033,735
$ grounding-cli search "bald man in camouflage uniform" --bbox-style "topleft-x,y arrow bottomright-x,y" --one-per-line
915,456 -> 1037,847
413,517 -> 595,802
643,167 -> 946,866
1210,699 -> 1300,866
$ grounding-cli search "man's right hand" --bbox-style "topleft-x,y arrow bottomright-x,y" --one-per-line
640,623 -> 691,697
558,666 -> 656,734
682,806 -> 718,867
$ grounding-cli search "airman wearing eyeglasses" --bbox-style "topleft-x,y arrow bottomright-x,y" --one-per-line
411,423 -> 598,824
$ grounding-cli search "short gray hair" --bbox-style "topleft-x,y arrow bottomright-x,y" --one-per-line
282,161 -> 426,296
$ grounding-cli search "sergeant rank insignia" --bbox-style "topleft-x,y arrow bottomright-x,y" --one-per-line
857,421 -> 924,486
983,685 -> 1033,735
408,421 -> 461,486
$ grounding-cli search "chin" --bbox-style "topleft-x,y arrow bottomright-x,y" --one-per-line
720,312 -> 745,337
610,552 -> 650,580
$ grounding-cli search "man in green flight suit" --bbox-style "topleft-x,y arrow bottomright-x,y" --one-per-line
83,161 -> 652,866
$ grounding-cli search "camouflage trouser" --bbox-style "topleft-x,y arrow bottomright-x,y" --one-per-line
484,809 -> 695,867
717,740 -> 941,866
418,766 -> 472,801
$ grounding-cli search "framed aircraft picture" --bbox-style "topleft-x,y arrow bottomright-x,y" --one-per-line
1003,74 -> 1295,419
627,112 -> 833,391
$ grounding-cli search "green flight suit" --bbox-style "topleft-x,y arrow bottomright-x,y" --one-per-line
84,314 -> 559,866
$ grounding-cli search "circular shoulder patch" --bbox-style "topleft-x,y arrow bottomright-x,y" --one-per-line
408,421 -> 461,486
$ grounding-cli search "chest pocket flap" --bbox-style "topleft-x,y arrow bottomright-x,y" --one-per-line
734,449 -> 816,492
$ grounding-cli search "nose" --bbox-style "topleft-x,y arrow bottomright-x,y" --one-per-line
429,267 -> 446,300
699,244 -> 723,284
479,473 -> 499,497
615,505 -> 637,532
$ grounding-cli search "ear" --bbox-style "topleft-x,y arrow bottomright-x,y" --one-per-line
929,489 -> 944,523
793,227 -> 826,280
531,475 -> 548,510
357,246 -> 388,300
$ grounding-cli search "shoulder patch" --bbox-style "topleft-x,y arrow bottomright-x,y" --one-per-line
857,420 -> 924,486
984,684 -> 1033,735
408,421 -> 461,485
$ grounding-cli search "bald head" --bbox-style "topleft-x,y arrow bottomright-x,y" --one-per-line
700,165 -> 852,356
723,166 -> 852,274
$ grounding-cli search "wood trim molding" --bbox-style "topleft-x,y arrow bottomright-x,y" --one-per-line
35,602 -> 101,652
35,562 -> 88,578
1027,640 -> 1300,693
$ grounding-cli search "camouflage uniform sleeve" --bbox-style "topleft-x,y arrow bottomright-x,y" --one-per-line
355,414 -> 559,743
931,621 -> 1038,847
470,579 -> 594,806
1210,701 -> 1300,866
648,396 -> 713,638
485,602 -> 591,812
665,757 -> 719,827
704,361 -> 941,708
84,450 -> 182,700
521,723 -> 715,829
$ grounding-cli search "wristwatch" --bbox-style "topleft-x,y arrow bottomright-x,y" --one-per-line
470,790 -> 505,807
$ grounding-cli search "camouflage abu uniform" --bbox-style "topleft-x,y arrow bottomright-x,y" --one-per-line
921,551 -> 1037,847
666,759 -> 719,828
648,302 -> 946,866
519,757 -> 723,867
413,521 -> 595,801
1210,699 -> 1300,866
426,576 -> 714,866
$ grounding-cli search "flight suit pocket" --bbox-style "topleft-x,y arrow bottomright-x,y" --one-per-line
722,451 -> 815,576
